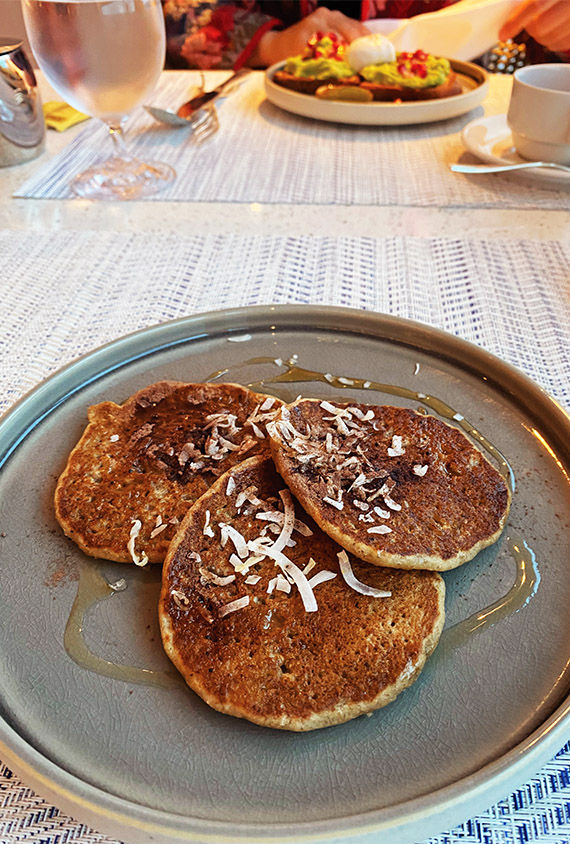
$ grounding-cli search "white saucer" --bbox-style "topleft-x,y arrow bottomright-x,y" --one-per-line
462,114 -> 570,186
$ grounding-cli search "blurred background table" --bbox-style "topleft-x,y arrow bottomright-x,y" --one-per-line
0,70 -> 569,844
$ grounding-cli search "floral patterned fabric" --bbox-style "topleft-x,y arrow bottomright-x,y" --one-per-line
161,0 -> 453,69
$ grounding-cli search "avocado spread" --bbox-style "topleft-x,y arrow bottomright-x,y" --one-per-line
361,54 -> 451,88
284,56 -> 355,80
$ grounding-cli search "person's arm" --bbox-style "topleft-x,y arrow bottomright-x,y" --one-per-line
162,1 -> 282,70
499,0 -> 570,52
247,8 -> 370,67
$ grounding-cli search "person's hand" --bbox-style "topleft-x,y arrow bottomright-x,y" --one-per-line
248,7 -> 370,67
499,0 -> 570,52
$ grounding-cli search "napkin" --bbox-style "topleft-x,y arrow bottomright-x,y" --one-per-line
43,101 -> 90,131
366,0 -> 520,61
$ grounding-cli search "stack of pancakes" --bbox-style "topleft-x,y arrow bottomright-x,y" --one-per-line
55,383 -> 511,731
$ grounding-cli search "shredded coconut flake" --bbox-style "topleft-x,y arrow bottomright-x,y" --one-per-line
109,578 -> 127,592
337,377 -> 354,386
245,574 -> 261,585
274,358 -> 283,367
348,407 -> 374,422
307,570 -> 337,588
324,496 -> 344,511
270,489 -> 296,553
363,381 -> 371,389
275,574 -> 291,593
109,434 -> 119,442
387,435 -> 406,457
226,476 -> 236,496
171,589 -> 190,609
249,539 -> 318,613
353,500 -> 369,511
413,464 -> 429,477
414,363 -> 420,376
203,510 -> 215,538
453,413 -> 464,421
260,396 -> 276,412
349,473 -> 368,491
199,567 -> 236,586
219,595 -> 250,617
219,523 -> 249,559
380,484 -> 402,511
302,557 -> 317,576
150,522 -> 169,539
338,551 -> 391,598
127,519 -> 149,567
367,525 -> 392,535
373,506 -> 390,519
324,373 -> 334,383
256,510 -> 312,536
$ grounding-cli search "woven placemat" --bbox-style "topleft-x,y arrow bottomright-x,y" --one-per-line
14,73 -> 570,208
0,230 -> 568,844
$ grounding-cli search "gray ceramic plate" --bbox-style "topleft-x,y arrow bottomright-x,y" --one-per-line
0,305 -> 569,844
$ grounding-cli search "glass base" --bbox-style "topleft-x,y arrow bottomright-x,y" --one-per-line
71,155 -> 175,200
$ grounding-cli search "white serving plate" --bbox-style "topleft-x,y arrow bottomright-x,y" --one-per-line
264,59 -> 488,126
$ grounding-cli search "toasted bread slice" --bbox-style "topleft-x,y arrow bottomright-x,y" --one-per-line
273,69 -> 361,95
54,382 -> 281,564
267,399 -> 511,571
159,455 -> 445,731
360,70 -> 462,101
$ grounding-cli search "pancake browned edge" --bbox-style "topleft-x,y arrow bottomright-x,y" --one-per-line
159,454 -> 445,731
54,382 -> 282,564
267,399 -> 511,572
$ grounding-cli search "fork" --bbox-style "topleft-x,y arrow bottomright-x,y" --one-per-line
190,104 -> 219,145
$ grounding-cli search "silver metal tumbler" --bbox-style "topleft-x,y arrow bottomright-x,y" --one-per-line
0,39 -> 45,167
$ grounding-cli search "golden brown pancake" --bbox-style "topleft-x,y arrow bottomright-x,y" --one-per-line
267,399 -> 511,571
159,454 -> 445,731
54,382 -> 281,564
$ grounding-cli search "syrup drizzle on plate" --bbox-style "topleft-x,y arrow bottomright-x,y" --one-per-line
64,561 -> 178,689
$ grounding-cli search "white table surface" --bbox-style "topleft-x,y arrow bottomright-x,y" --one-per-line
1,71 -> 568,240
0,70 -> 569,844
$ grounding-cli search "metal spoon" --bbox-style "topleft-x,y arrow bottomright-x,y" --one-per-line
145,69 -> 251,127
144,103 -> 210,128
451,161 -> 570,175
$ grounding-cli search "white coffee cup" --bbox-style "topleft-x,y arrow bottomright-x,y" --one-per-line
507,63 -> 570,165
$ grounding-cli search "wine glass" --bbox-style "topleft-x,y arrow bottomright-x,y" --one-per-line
21,0 -> 175,199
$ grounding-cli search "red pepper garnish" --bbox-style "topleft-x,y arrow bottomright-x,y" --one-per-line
411,61 -> 428,78
304,31 -> 347,60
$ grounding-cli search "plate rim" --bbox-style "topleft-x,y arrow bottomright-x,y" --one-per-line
264,59 -> 488,126
1,303 -> 569,843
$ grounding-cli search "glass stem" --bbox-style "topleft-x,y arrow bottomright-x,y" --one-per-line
107,121 -> 130,160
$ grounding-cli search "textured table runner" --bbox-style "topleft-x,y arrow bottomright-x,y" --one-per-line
14,73 -> 570,208
0,230 -> 569,844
